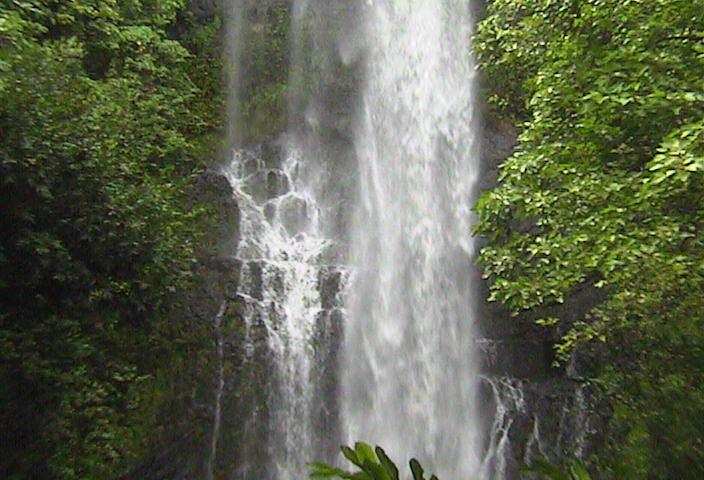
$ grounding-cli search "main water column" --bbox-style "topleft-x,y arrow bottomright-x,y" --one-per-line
342,1 -> 486,478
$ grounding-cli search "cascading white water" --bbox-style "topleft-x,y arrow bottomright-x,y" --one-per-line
217,1 -> 354,478
341,1 -> 484,478
221,146 -> 333,479
481,377 -> 527,479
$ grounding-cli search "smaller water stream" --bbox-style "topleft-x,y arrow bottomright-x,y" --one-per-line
480,377 -> 527,479
221,144 -> 340,480
206,301 -> 228,480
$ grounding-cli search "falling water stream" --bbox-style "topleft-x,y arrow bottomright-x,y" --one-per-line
207,301 -> 228,480
221,146 -> 334,480
342,1 -> 483,478
217,0 -> 522,479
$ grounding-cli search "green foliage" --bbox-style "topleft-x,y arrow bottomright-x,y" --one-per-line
310,443 -> 438,480
520,457 -> 592,480
0,1 -> 225,478
475,0 -> 704,477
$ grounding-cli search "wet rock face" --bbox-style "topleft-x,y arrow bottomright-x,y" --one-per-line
478,111 -> 518,194
478,376 -> 607,480
122,449 -> 199,480
481,113 -> 519,165
187,0 -> 218,19
478,339 -> 556,379
193,170 -> 241,258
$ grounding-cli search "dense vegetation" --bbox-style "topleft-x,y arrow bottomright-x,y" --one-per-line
3,0 -> 701,478
474,0 -> 704,478
0,1 -> 226,478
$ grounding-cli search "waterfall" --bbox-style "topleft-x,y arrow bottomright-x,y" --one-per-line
218,0 -> 514,478
341,1 -> 484,479
212,2 -> 602,478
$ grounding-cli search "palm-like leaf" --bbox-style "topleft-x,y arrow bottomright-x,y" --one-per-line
309,444 -> 439,480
